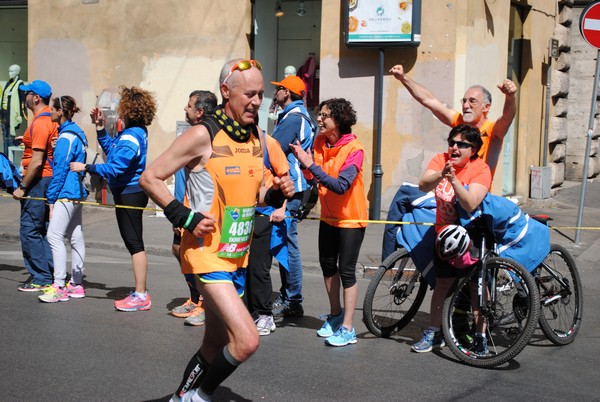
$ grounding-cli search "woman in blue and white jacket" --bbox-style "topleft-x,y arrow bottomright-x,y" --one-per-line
71,86 -> 157,312
40,96 -> 89,303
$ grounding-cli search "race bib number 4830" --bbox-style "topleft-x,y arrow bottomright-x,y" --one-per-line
217,206 -> 255,259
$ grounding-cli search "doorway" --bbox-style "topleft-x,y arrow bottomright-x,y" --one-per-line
253,0 -> 321,134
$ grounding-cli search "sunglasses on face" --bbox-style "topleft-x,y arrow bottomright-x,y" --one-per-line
222,60 -> 263,85
448,139 -> 474,149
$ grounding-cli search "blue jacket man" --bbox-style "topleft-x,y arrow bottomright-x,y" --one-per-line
270,75 -> 316,316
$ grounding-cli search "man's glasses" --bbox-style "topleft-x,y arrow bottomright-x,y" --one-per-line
222,60 -> 263,85
317,112 -> 331,119
448,139 -> 474,149
24,90 -> 36,97
460,97 -> 480,106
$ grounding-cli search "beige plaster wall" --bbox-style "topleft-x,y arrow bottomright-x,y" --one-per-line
27,0 -> 251,164
321,0 -> 557,210
514,2 -> 557,197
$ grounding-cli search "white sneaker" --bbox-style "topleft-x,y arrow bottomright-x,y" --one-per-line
255,314 -> 276,336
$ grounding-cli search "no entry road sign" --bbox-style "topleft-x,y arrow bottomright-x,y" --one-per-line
581,1 -> 600,49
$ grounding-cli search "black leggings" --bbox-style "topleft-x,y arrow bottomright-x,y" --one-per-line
113,190 -> 148,255
318,221 -> 365,288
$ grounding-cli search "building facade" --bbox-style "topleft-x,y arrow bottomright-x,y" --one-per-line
3,0 -> 597,213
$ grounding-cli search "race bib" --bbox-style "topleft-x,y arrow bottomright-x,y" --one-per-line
218,206 -> 255,258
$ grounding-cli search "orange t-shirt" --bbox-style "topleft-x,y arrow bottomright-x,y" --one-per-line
22,106 -> 58,177
427,153 -> 491,230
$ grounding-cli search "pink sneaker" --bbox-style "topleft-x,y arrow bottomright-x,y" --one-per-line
66,281 -> 86,299
38,284 -> 69,303
114,292 -> 152,312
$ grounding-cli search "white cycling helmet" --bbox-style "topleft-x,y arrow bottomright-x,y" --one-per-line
436,224 -> 471,260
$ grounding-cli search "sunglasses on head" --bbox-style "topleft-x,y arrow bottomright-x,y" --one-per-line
448,139 -> 474,149
222,60 -> 263,85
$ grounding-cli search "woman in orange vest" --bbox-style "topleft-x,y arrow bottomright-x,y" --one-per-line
291,98 -> 367,347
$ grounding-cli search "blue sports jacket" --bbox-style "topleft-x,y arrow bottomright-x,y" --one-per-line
46,120 -> 89,204
272,100 -> 316,193
87,126 -> 148,194
0,152 -> 21,192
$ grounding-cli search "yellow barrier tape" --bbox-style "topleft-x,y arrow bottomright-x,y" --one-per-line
0,192 -> 161,212
2,192 -> 600,230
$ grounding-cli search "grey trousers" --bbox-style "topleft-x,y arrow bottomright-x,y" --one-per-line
47,201 -> 85,287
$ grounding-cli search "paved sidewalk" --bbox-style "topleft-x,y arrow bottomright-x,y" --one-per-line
1,178 -> 599,267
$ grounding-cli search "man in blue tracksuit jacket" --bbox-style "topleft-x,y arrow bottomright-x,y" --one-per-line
270,75 -> 316,317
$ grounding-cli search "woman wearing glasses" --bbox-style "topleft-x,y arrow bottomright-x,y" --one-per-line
39,96 -> 88,303
291,98 -> 367,347
412,124 -> 491,354
71,86 -> 157,312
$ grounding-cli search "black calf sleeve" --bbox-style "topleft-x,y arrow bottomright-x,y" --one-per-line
175,349 -> 209,398
199,346 -> 241,396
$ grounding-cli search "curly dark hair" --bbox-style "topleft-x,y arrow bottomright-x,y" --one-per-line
447,124 -> 483,160
117,85 -> 157,127
318,98 -> 356,135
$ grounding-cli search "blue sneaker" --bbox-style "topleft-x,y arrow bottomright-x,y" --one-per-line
324,326 -> 357,347
411,328 -> 445,353
317,310 -> 344,337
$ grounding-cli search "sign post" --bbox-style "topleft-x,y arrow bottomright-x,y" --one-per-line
343,0 -> 422,219
575,1 -> 600,244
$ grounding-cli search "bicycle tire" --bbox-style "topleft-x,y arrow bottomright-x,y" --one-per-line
537,244 -> 583,345
442,257 -> 540,368
363,248 -> 427,338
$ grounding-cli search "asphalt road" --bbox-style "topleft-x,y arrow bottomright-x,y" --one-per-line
0,238 -> 598,402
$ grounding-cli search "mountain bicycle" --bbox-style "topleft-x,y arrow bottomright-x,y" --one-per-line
441,230 -> 540,368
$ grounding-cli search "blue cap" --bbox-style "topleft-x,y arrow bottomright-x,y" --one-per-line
20,80 -> 52,99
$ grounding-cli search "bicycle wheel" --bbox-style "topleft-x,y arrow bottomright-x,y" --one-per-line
537,244 -> 583,345
363,248 -> 428,338
442,257 -> 540,368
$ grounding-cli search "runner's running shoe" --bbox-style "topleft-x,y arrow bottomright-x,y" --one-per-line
255,314 -> 276,336
184,305 -> 206,326
114,292 -> 152,312
317,310 -> 344,338
171,298 -> 199,318
66,281 -> 86,299
38,283 -> 70,303
325,326 -> 357,347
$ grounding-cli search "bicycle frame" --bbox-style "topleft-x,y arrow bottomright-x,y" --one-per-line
537,261 -> 572,306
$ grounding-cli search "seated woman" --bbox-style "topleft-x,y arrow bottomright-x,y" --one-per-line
414,124 -> 491,354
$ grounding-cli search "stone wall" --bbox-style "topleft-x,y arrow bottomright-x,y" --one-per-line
562,1 -> 600,180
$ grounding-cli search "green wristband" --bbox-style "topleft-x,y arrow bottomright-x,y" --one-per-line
182,211 -> 195,229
